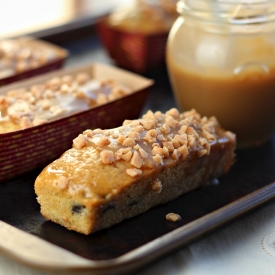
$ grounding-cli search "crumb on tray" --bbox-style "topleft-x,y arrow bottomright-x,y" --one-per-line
166,213 -> 182,222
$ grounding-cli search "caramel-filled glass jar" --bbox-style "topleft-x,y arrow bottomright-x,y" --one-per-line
166,0 -> 275,148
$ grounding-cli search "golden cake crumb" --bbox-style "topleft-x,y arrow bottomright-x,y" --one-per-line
166,213 -> 182,222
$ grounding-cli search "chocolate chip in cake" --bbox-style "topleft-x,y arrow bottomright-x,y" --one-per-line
72,204 -> 86,214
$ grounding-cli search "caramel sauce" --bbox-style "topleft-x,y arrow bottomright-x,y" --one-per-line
167,25 -> 275,147
167,61 -> 275,147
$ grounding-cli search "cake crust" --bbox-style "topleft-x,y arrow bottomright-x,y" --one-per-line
34,108 -> 236,234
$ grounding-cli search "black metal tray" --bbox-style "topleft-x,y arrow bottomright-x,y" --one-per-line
0,131 -> 274,274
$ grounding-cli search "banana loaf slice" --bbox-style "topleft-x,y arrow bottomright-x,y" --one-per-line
34,108 -> 236,234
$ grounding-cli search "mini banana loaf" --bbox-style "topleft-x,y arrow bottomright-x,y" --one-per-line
0,72 -> 130,134
34,108 -> 236,234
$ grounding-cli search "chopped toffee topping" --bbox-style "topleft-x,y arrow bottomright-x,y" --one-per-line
72,108 -> 232,178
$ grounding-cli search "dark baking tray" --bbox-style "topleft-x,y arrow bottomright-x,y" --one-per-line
0,131 -> 275,273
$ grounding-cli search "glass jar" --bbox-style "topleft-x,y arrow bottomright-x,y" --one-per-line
166,0 -> 275,148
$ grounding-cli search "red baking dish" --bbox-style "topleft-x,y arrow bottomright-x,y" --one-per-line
0,36 -> 68,86
0,63 -> 153,183
96,17 -> 169,73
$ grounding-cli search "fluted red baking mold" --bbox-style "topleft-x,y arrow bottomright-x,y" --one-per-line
96,18 -> 169,73
0,37 -> 68,87
0,63 -> 153,183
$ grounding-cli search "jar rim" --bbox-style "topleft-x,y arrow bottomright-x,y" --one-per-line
177,0 -> 275,24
